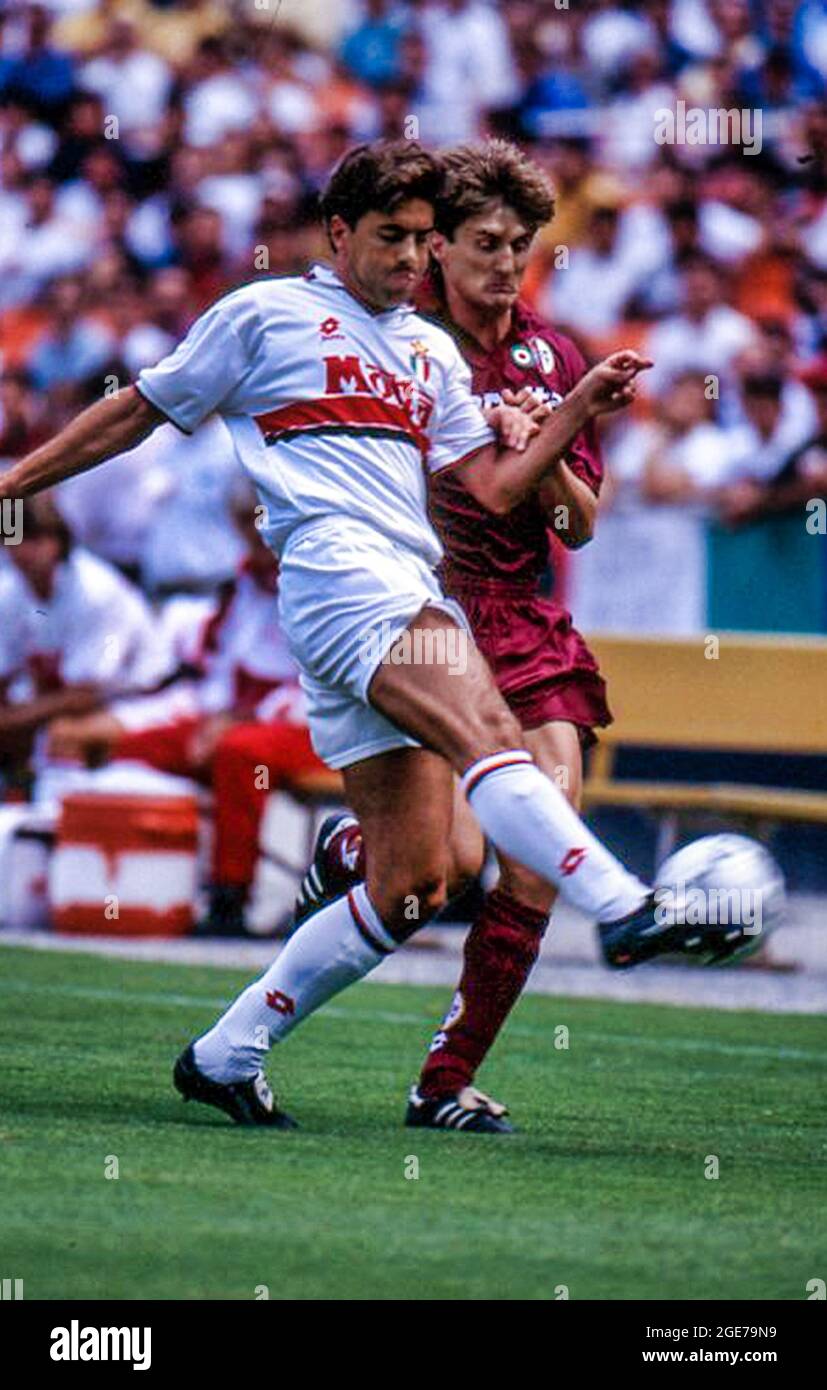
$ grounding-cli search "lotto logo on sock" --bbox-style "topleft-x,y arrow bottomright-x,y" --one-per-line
265,989 -> 295,1015
560,847 -> 587,876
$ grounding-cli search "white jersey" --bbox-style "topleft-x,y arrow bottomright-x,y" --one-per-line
136,263 -> 494,567
0,548 -> 172,700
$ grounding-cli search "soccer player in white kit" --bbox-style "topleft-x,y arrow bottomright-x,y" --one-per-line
0,141 -> 675,1130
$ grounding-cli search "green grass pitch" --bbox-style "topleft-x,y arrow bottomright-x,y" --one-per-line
0,944 -> 824,1301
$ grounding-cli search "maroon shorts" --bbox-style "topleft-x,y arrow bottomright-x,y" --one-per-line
444,574 -> 612,746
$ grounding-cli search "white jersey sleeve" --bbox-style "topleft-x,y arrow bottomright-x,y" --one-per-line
135,289 -> 257,435
427,345 -> 494,475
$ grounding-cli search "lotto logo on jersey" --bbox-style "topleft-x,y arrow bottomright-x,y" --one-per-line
319,316 -> 344,340
560,847 -> 588,876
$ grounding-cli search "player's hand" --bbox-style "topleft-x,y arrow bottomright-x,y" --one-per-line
500,386 -> 554,426
575,351 -> 653,418
46,717 -> 87,760
45,712 -> 122,760
483,402 -> 540,452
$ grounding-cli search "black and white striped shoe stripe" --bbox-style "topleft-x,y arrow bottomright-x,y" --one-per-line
454,1109 -> 482,1130
295,866 -> 323,915
433,1101 -> 481,1129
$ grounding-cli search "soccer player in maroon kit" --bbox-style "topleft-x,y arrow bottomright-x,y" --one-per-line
295,141 -> 615,1133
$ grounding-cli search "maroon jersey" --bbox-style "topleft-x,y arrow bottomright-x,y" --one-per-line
428,300 -> 603,588
424,298 -> 611,740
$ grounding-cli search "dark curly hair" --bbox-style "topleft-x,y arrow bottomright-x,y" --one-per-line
318,140 -> 442,243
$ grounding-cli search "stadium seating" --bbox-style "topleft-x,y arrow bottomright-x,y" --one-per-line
583,633 -> 827,858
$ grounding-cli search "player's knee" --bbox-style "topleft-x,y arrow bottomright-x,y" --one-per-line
446,839 -> 485,898
471,702 -> 525,761
370,870 -> 448,940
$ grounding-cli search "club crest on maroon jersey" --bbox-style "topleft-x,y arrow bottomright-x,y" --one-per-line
511,337 -> 556,376
510,343 -> 533,369
531,336 -> 555,374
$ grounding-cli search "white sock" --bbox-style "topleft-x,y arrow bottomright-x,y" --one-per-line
462,751 -> 648,922
193,884 -> 396,1082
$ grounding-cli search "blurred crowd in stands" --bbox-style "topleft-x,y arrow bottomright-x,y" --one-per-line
1,0 -> 827,808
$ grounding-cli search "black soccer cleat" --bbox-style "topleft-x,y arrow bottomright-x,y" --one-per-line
682,918 -> 763,967
405,1085 -> 515,1134
292,812 -> 363,930
173,1043 -> 297,1128
598,893 -> 682,969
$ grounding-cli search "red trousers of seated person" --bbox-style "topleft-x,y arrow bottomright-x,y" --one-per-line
112,718 -> 326,888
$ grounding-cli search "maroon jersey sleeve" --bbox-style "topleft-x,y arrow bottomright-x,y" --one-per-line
547,330 -> 604,498
425,301 -> 604,585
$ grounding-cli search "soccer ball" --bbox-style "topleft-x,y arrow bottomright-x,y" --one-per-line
653,833 -> 786,964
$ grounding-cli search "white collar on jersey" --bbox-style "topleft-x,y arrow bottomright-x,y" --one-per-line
308,261 -> 415,319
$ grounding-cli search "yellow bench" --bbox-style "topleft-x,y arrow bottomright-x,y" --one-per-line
582,632 -> 827,858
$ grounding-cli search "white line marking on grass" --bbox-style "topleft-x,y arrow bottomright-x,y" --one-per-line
0,979 -> 226,1011
0,979 -> 822,1063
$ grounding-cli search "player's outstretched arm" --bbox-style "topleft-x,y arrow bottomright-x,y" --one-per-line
0,386 -> 165,501
454,351 -> 652,515
537,461 -> 598,547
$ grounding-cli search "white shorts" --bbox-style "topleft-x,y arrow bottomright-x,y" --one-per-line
277,517 -> 469,770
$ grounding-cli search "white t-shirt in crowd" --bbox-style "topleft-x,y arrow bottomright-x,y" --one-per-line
79,50 -> 172,133
111,567 -> 306,732
195,566 -> 299,717
0,547 -> 172,699
643,306 -> 757,398
138,415 -> 246,591
569,419 -> 733,636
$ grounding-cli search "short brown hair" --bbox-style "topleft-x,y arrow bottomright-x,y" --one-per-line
434,140 -> 556,239
318,140 -> 442,233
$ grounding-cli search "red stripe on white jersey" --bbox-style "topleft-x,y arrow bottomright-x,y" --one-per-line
254,395 -> 429,457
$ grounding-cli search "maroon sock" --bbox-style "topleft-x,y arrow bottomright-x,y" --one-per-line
418,886 -> 549,1098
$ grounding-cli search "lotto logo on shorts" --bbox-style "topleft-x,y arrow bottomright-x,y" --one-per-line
265,989 -> 295,1015
560,847 -> 587,876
